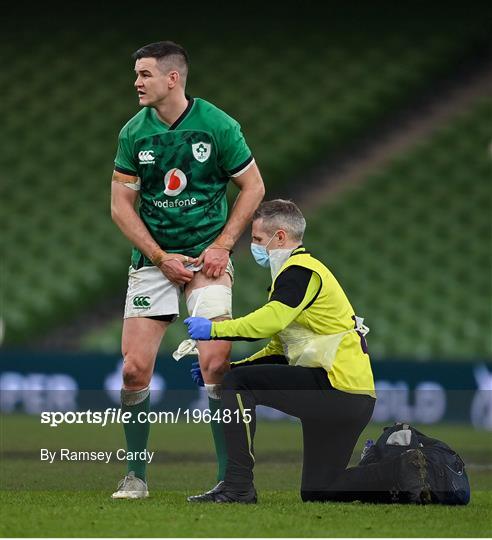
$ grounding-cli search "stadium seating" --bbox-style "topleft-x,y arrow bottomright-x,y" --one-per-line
2,14 -> 490,345
82,98 -> 491,359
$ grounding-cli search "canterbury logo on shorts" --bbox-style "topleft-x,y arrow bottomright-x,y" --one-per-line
133,295 -> 151,308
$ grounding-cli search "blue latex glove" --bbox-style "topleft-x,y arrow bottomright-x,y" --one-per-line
190,361 -> 204,387
184,317 -> 212,340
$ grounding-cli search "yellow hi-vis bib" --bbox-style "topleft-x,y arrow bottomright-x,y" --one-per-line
271,250 -> 376,397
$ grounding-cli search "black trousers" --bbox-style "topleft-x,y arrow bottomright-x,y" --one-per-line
221,364 -> 375,500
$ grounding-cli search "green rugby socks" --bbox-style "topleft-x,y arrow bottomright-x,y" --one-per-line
121,386 -> 150,482
120,384 -> 228,483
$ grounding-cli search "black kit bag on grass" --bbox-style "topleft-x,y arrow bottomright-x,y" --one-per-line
358,422 -> 471,505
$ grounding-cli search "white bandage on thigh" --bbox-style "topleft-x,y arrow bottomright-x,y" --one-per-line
205,383 -> 222,400
121,385 -> 150,406
186,285 -> 232,320
173,284 -> 232,361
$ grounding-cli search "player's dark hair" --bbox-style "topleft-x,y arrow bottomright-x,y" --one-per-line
132,41 -> 189,76
253,199 -> 306,241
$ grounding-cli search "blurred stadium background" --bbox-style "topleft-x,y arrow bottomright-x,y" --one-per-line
2,0 -> 491,416
2,3 -> 491,356
1,3 -> 491,534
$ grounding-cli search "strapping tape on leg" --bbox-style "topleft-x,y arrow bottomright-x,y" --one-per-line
186,285 -> 232,320
173,286 -> 232,361
121,385 -> 150,406
205,383 -> 222,400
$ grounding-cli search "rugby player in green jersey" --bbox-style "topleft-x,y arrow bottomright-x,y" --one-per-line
110,41 -> 265,499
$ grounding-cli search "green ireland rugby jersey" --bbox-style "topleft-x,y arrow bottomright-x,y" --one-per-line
114,97 -> 253,267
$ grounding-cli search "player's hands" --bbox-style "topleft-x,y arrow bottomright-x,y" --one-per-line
196,245 -> 230,279
184,317 -> 212,340
190,361 -> 205,387
158,253 -> 198,286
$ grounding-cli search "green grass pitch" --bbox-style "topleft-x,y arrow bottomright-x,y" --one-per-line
1,415 -> 491,537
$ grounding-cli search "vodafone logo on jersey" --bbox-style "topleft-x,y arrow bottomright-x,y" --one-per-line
153,167 -> 196,209
163,168 -> 187,196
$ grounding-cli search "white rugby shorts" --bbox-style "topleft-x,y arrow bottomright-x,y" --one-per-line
124,260 -> 233,320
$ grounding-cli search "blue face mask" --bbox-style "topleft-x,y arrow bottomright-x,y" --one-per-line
250,233 -> 277,267
250,243 -> 270,267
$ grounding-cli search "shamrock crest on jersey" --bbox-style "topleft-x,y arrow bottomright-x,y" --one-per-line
192,142 -> 211,163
